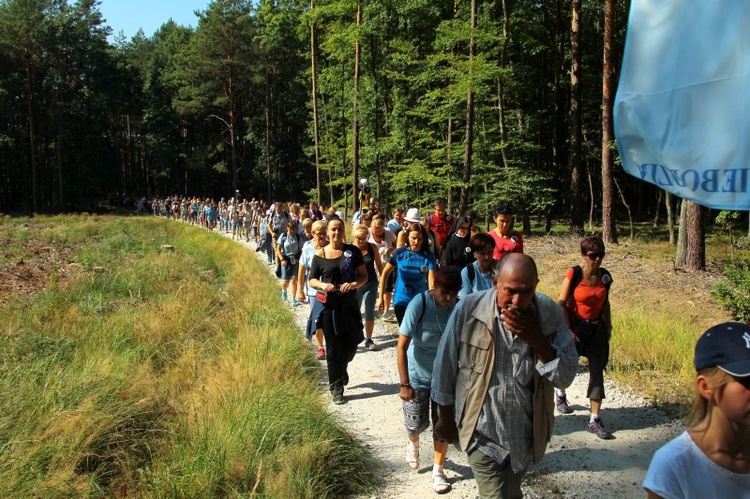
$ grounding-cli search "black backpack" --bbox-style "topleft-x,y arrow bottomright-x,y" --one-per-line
568,265 -> 612,297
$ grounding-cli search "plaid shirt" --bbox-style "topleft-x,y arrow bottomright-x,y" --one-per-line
432,294 -> 577,473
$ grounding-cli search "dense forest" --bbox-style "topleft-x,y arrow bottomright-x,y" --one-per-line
0,0 -> 689,234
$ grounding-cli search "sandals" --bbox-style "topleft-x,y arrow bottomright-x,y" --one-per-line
433,472 -> 451,494
406,442 -> 419,469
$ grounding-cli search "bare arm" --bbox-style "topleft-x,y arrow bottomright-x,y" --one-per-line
374,247 -> 384,275
557,276 -> 572,311
427,268 -> 436,290
296,263 -> 307,300
396,334 -> 415,401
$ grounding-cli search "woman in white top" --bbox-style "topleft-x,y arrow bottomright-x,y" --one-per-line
642,322 -> 750,498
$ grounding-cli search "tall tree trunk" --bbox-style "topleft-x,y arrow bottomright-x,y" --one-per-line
675,200 -> 705,270
228,70 -> 238,194
351,0 -> 362,215
497,0 -> 510,168
310,0 -> 322,204
55,99 -> 64,211
368,34 -> 382,207
265,69 -> 272,201
666,192 -> 676,245
569,0 -> 584,234
653,189 -> 662,227
24,50 -> 38,212
460,0 -> 477,214
601,0 -> 617,244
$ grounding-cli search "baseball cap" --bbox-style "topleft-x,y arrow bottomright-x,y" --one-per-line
694,322 -> 750,376
404,208 -> 423,223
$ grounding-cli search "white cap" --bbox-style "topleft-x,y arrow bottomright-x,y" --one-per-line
404,208 -> 423,223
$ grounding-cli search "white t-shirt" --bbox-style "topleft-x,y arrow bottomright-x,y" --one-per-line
643,431 -> 750,499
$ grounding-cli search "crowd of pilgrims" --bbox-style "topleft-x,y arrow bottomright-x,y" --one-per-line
151,194 -> 624,495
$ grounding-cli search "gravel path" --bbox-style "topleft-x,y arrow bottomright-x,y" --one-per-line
236,233 -> 683,498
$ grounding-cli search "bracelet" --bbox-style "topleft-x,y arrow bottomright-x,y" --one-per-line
400,382 -> 411,388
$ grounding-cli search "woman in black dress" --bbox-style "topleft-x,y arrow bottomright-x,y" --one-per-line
309,216 -> 368,404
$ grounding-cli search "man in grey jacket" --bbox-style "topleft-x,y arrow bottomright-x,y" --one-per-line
432,253 -> 578,498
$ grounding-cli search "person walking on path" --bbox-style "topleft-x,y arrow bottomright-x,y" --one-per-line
427,199 -> 454,247
397,266 -> 462,494
276,220 -> 302,306
459,233 -> 497,298
431,254 -> 578,499
643,322 -> 750,498
556,235 -> 614,439
298,221 -> 328,359
377,222 -> 437,326
352,224 -> 383,351
308,216 -> 367,405
489,201 -> 523,261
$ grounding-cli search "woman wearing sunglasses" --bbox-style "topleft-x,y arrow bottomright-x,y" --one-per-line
556,235 -> 614,439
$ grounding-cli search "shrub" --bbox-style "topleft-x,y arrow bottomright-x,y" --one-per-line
712,262 -> 750,322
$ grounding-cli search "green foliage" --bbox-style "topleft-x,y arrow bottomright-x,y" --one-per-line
712,262 -> 750,322
0,0 -> 639,227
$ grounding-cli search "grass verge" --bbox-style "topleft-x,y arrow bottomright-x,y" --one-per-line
0,215 -> 375,497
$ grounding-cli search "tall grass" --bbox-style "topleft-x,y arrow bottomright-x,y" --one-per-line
609,307 -> 699,407
0,215 -> 375,497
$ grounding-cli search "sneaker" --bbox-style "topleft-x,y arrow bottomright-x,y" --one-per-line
587,417 -> 612,439
281,290 -> 287,301
406,442 -> 419,469
316,347 -> 326,360
433,472 -> 451,494
332,393 -> 346,405
365,338 -> 378,351
291,298 -> 298,307
556,394 -> 572,414
383,310 -> 397,322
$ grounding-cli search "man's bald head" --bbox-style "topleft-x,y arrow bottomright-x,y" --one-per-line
493,253 -> 539,311
493,253 -> 538,281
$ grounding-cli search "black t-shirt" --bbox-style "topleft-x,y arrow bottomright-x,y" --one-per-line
310,243 -> 364,298
360,243 -> 378,284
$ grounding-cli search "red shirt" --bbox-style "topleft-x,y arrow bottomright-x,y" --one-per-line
565,267 -> 608,320
428,213 -> 454,246
489,230 -> 524,261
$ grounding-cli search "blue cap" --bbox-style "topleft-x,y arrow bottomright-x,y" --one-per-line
694,322 -> 750,377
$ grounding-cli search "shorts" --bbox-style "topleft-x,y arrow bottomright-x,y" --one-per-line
402,388 -> 444,441
280,260 -> 299,281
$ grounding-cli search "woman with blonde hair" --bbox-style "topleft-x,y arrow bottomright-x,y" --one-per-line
299,220 -> 328,358
643,322 -> 750,498
309,216 -> 367,404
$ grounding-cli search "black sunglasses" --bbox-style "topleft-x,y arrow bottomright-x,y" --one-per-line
586,252 -> 605,259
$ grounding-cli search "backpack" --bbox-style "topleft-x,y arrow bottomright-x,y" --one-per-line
281,232 -> 302,259
466,262 -> 477,288
568,265 -> 612,297
414,291 -> 428,325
